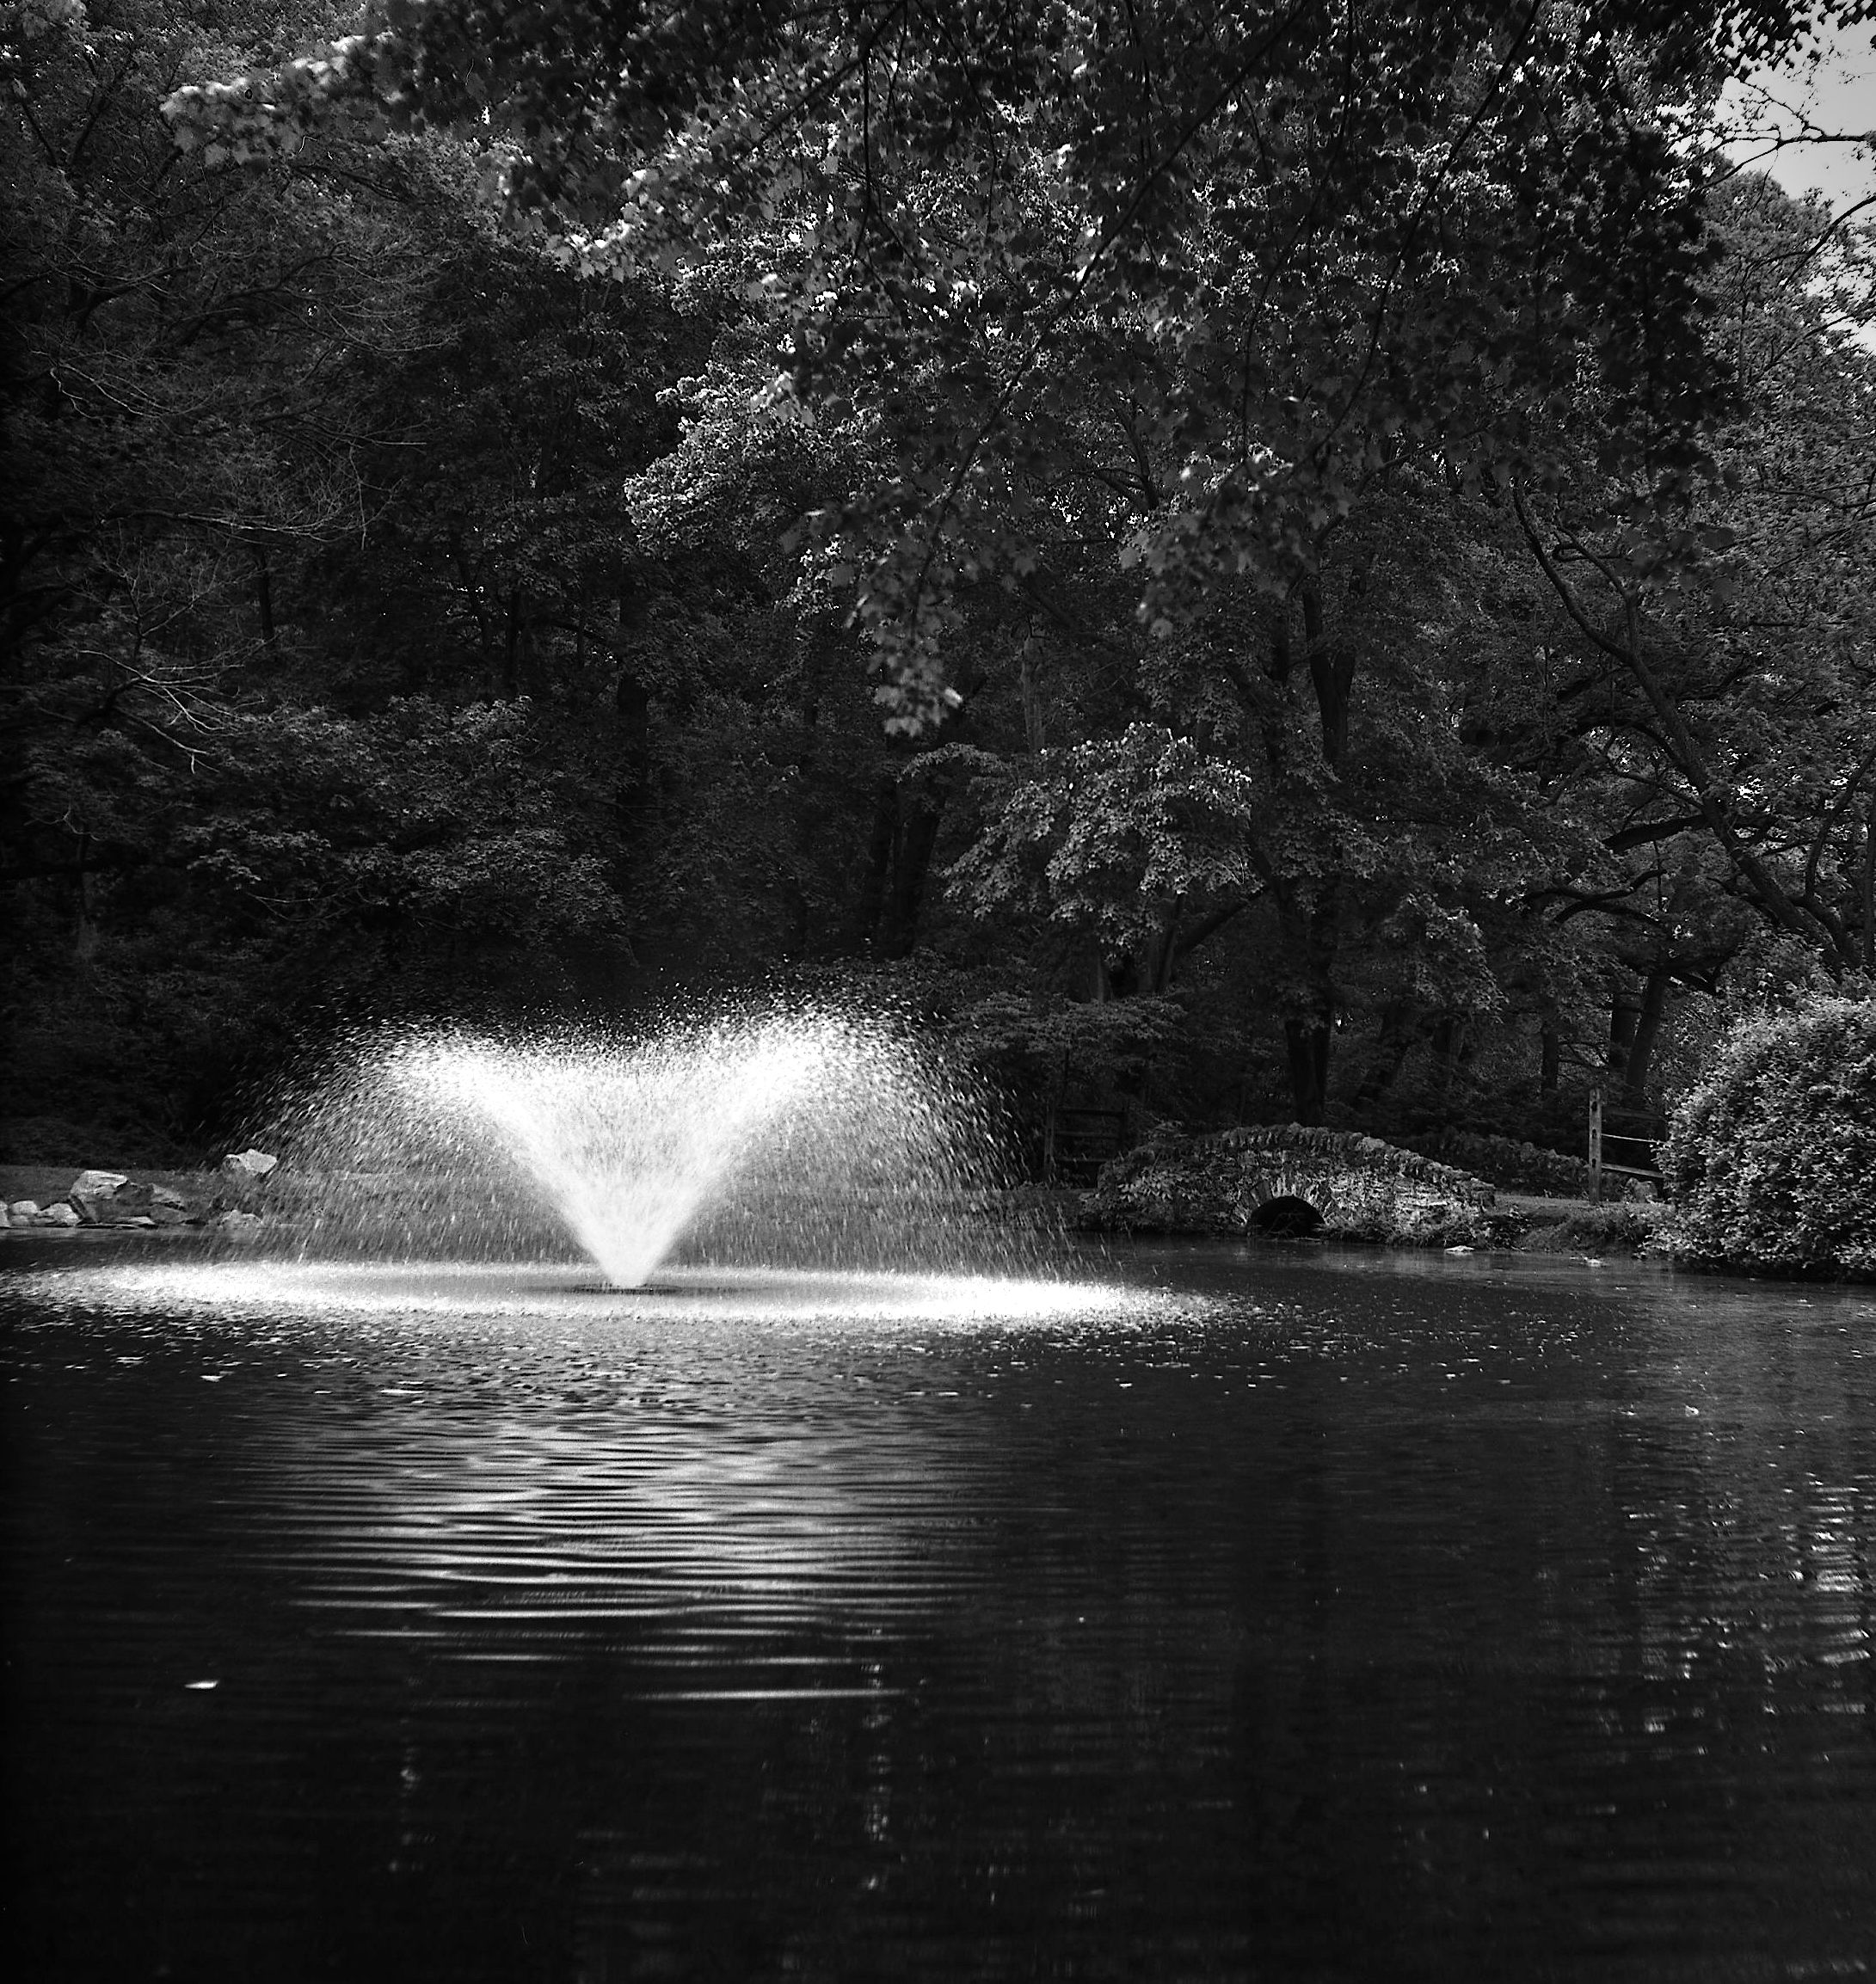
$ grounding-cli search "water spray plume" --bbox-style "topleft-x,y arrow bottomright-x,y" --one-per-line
269,1006 -> 1022,1287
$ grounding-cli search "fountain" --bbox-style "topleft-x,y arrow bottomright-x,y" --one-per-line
265,1004 -> 1028,1291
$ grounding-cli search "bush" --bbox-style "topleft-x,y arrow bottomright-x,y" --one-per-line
1396,1127 -> 1590,1197
1520,1203 -> 1665,1256
1659,993 -> 1876,1276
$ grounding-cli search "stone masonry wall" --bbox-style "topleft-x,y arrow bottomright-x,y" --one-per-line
1082,1125 -> 1495,1238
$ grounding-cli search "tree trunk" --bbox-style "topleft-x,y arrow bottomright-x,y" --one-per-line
1284,1017 -> 1332,1125
1019,641 -> 1045,753
614,669 -> 650,820
1106,902 -> 1184,999
1141,900 -> 1181,995
1252,586 -> 1352,1125
502,586 -> 522,698
1352,1000 -> 1415,1111
1271,875 -> 1341,1124
450,528 -> 492,662
1864,785 -> 1874,975
878,782 -> 944,958
1301,578 -> 1354,767
1430,1015 -> 1464,1096
1621,967 -> 1672,1109
72,834 -> 97,963
788,636 -> 822,949
252,544 -> 277,654
854,776 -> 897,947
1607,980 -> 1641,1090
1540,1018 -> 1560,1096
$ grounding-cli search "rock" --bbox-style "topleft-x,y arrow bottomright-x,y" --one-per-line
9,1200 -> 40,1225
67,1172 -> 157,1225
126,1215 -> 157,1228
212,1209 -> 264,1238
151,1204 -> 194,1226
222,1149 -> 278,1179
151,1184 -> 189,1209
73,1189 -> 155,1226
38,1202 -> 80,1227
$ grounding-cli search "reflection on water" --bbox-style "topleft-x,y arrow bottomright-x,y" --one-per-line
77,1256 -> 1150,1324
3,1242 -> 1874,1981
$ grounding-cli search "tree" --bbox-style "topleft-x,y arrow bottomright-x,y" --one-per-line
1511,169 -> 1876,987
168,0 -> 1870,1119
1,0 -> 661,1144
166,4 -> 1868,649
15,0 -> 1873,1155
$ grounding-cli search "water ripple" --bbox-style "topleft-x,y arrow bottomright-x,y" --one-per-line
5,1244 -> 1875,1981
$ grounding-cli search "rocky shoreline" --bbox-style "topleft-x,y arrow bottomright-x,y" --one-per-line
2,1152 -> 277,1237
1,1139 -> 1666,1263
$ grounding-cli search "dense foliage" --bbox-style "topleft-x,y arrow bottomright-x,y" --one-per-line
1660,992 -> 1876,1275
4,0 -> 1874,1162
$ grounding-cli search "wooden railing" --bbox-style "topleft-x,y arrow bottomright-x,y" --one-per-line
1588,1089 -> 1664,1200
1044,1105 -> 1131,1182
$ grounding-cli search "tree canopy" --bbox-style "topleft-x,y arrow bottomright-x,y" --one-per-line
5,0 -> 1873,1154
169,2 -> 1872,701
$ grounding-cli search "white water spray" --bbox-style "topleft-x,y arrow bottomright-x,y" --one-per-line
273,1008 -> 1017,1287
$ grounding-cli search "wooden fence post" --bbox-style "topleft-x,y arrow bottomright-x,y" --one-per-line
1588,1087 -> 1603,1203
1044,1047 -> 1067,1182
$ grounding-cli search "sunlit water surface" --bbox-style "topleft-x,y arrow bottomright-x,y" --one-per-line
4,1239 -> 1875,1982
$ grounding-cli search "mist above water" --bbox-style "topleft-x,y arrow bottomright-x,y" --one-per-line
269,1007 -> 1022,1287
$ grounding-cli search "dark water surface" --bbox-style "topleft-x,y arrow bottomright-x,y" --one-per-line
3,1240 -> 1874,1981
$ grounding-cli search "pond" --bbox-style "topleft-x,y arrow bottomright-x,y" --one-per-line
3,1238 -> 1874,1981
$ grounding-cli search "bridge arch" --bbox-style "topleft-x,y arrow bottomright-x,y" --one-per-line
1083,1123 -> 1495,1238
1248,1193 -> 1326,1236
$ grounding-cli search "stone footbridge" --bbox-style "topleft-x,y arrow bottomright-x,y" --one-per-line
1083,1124 -> 1495,1238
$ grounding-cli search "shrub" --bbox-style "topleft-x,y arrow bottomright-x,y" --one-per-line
1658,993 -> 1876,1276
1388,1201 -> 1501,1249
1396,1127 -> 1590,1197
1520,1203 -> 1665,1256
